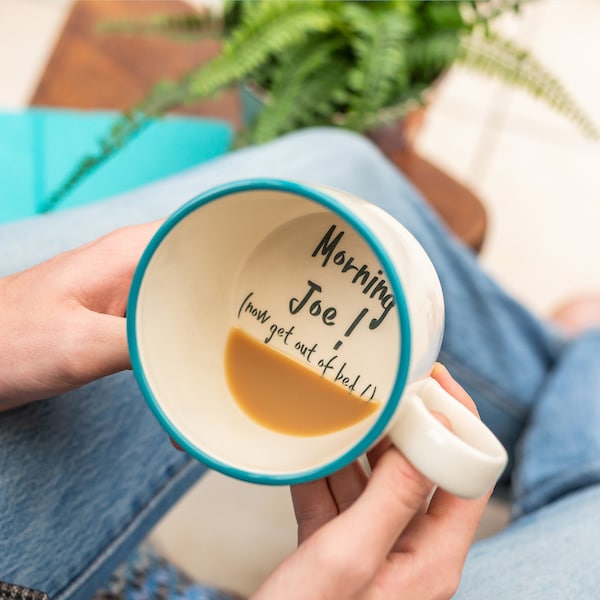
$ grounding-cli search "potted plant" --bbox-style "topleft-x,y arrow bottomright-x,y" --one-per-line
44,0 -> 598,211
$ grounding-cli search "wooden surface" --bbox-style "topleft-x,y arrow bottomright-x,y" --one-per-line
31,0 -> 486,251
30,0 -> 241,126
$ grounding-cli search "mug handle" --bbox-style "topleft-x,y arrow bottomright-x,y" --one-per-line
387,377 -> 508,499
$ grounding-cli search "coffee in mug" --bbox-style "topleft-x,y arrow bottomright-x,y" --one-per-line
225,326 -> 380,436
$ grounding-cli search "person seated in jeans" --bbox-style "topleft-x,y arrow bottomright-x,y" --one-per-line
1,129 -> 599,599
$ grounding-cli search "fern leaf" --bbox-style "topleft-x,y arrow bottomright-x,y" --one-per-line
224,3 -> 332,72
234,0 -> 325,32
188,3 -> 333,99
460,33 -> 599,139
40,81 -> 187,212
422,1 -> 466,31
249,38 -> 344,144
403,30 -> 460,85
274,61 -> 347,131
343,7 -> 411,131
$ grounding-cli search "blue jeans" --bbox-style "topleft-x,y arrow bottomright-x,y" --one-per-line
1,129 -> 599,598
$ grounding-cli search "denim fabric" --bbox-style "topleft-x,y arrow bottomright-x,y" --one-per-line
1,128 -> 598,598
456,484 -> 600,598
0,374 -> 205,599
512,331 -> 600,517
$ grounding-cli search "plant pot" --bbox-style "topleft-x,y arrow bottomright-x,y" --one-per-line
239,81 -> 429,153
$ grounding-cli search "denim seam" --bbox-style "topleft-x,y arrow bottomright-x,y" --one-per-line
54,456 -> 200,600
438,349 -> 528,421
513,460 -> 600,519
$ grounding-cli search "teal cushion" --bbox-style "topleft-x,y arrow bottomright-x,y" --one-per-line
0,108 -> 233,224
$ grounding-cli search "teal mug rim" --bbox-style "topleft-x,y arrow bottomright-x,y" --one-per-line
127,178 -> 412,485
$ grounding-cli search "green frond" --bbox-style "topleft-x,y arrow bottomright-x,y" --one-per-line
344,9 -> 411,131
233,0 -> 326,33
40,81 -> 187,213
248,38 -> 344,144
467,0 -> 533,27
403,30 -> 460,85
188,3 -> 334,99
226,4 -> 333,64
185,54 -> 243,99
422,1 -> 466,31
282,61 -> 348,126
459,33 -> 599,139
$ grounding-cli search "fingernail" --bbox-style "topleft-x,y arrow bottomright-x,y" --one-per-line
432,362 -> 449,377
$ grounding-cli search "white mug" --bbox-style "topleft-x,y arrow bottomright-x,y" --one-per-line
127,179 -> 507,499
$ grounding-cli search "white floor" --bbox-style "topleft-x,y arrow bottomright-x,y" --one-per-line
2,0 -> 599,597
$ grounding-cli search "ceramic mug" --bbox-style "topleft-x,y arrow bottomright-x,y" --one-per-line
127,179 -> 507,499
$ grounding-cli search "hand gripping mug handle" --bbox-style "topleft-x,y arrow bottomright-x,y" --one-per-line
387,377 -> 508,499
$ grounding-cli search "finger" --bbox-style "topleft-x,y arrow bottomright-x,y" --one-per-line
69,220 -> 164,316
393,368 -> 490,556
366,436 -> 393,469
326,460 -> 369,513
426,365 -> 489,527
428,485 -> 490,535
72,312 -> 131,381
368,406 -> 453,518
393,486 -> 491,571
368,363 -> 472,472
431,362 -> 479,416
328,446 -> 434,567
92,313 -> 130,372
292,479 -> 339,544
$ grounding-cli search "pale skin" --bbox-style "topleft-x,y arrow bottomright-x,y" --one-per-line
253,364 -> 490,600
0,221 -> 162,409
0,223 -> 490,599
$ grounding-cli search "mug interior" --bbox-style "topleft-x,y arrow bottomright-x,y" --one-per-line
128,182 -> 409,483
